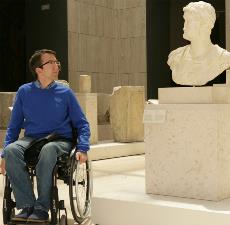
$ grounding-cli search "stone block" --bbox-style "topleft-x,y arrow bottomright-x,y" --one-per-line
144,103 -> 230,201
128,8 -> 138,37
226,70 -> 230,85
107,0 -> 116,9
130,37 -> 146,73
69,70 -> 78,92
0,129 -> 6,147
86,36 -> 96,71
158,87 -> 213,104
94,37 -> 102,73
96,73 -> 116,94
118,39 -> 131,73
78,2 -> 90,34
98,124 -> 113,141
68,32 -> 78,72
79,75 -> 91,93
95,6 -> 104,36
90,73 -> 98,93
212,86 -> 230,103
103,38 -> 114,73
78,0 -> 94,5
110,86 -> 144,142
115,0 -> 125,9
94,0 -> 107,7
119,73 -> 129,85
76,93 -> 98,144
78,34 -> 87,72
125,0 -> 145,8
129,73 -> 147,87
0,129 -> 24,148
67,0 -> 77,32
118,9 -> 129,38
88,5 -> 96,36
0,92 -> 16,129
97,93 -> 110,124
0,130 -> 4,145
159,86 -> 230,104
103,8 -> 114,38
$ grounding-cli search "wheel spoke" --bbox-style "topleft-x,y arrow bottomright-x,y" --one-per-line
69,159 -> 91,223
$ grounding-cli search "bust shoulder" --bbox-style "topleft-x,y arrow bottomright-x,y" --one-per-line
212,45 -> 230,71
167,45 -> 189,68
214,45 -> 230,60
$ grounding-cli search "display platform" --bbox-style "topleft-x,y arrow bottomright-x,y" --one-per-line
92,169 -> 230,225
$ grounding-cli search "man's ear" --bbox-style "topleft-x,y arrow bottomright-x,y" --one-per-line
35,67 -> 42,75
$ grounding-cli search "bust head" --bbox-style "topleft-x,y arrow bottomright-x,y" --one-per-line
183,1 -> 216,41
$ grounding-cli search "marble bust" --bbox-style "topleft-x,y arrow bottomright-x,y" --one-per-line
167,1 -> 230,86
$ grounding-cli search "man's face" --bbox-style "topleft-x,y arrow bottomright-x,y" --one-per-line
183,11 -> 200,41
39,53 -> 60,81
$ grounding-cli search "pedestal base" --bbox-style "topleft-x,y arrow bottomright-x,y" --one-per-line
144,103 -> 230,201
92,168 -> 230,225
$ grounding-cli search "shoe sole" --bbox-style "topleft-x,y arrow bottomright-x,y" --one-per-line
11,217 -> 28,221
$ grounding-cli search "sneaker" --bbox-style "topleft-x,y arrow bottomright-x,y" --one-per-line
12,207 -> 34,221
27,209 -> 49,222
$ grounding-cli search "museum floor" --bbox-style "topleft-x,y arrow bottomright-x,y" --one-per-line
0,155 -> 144,225
1,154 -> 230,225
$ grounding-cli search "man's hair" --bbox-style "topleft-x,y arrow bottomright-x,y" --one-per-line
183,1 -> 216,30
29,49 -> 56,79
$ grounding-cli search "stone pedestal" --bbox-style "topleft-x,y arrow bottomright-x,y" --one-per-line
79,75 -> 91,93
110,86 -> 145,142
76,93 -> 98,144
0,92 -> 16,128
158,87 -> 213,103
158,85 -> 230,104
144,102 -> 230,201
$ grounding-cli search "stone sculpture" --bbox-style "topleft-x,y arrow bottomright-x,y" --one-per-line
110,86 -> 145,142
168,1 -> 230,86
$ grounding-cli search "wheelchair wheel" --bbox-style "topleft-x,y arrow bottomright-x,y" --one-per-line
69,158 -> 91,224
2,175 -> 16,225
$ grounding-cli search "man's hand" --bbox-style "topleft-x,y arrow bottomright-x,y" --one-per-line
0,158 -> 6,175
75,151 -> 88,164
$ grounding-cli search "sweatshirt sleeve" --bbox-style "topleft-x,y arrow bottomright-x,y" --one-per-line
67,89 -> 90,152
3,89 -> 24,149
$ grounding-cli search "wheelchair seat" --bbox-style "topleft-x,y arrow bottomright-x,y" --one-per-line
2,149 -> 92,225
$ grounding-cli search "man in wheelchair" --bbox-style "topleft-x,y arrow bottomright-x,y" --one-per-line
0,49 -> 90,223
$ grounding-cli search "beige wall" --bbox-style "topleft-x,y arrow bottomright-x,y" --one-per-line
226,0 -> 230,51
67,0 -> 146,94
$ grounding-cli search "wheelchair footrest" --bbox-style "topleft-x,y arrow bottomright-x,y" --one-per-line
8,222 -> 50,225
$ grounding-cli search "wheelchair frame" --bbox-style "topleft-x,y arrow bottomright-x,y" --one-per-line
2,150 -> 92,225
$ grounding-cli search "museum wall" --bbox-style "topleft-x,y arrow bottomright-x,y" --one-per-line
67,0 -> 146,94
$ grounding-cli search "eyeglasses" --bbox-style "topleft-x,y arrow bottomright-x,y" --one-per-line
39,60 -> 61,68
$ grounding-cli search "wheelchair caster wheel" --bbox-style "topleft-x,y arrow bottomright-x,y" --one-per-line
59,214 -> 67,225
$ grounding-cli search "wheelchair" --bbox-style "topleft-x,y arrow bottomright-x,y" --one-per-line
2,148 -> 92,225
